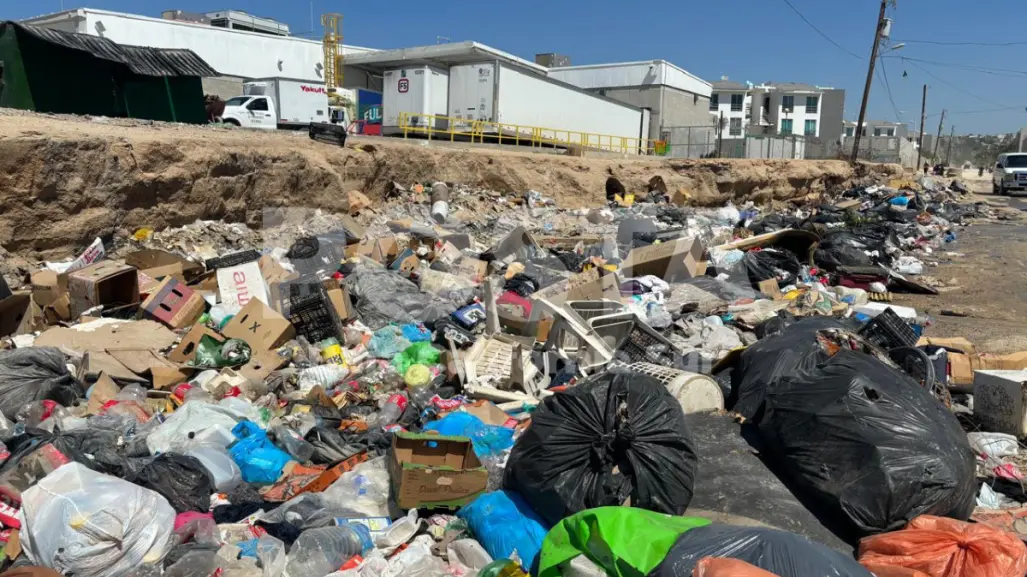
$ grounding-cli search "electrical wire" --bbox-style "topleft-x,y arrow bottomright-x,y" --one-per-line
926,105 -> 1025,118
895,38 -> 1027,47
901,58 -> 1012,109
885,55 -> 1027,78
779,0 -> 864,60
878,59 -> 902,122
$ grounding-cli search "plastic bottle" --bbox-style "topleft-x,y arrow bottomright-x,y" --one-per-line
285,525 -> 373,577
373,393 -> 408,428
320,337 -> 345,365
405,365 -> 435,408
297,364 -> 350,392
271,425 -> 316,463
479,560 -> 529,577
208,303 -> 240,329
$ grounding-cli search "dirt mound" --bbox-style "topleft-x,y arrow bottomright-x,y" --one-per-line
0,110 -> 900,261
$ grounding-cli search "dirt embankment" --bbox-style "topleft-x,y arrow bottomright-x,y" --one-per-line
0,112 -> 900,261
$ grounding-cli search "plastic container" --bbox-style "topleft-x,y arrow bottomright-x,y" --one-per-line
627,362 -> 724,414
185,445 -> 242,492
297,364 -> 350,392
858,307 -> 918,350
320,337 -> 345,365
374,394 -> 408,428
271,424 -> 316,463
204,250 -> 261,271
285,525 -> 373,577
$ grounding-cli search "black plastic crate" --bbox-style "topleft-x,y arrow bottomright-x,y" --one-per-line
859,308 -> 918,350
286,290 -> 341,344
204,250 -> 261,271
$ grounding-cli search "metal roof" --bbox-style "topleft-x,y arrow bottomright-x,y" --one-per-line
6,21 -> 218,77
344,41 -> 547,74
711,80 -> 749,91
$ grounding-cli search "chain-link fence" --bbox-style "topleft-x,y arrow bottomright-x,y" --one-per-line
657,124 -> 718,158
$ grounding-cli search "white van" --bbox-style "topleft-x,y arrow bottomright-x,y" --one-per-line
993,152 -> 1027,196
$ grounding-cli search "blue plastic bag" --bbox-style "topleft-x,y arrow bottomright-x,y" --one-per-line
458,490 -> 550,574
229,421 -> 291,484
423,412 -> 514,458
368,326 -> 411,360
401,323 -> 432,342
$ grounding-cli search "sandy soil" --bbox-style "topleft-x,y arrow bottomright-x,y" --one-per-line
895,169 -> 1027,352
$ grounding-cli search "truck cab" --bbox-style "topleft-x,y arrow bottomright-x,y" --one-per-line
219,95 -> 277,129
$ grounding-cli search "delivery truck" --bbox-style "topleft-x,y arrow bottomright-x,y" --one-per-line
220,78 -> 347,130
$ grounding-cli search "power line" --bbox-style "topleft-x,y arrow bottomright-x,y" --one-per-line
779,0 -> 864,60
878,58 -> 902,122
895,38 -> 1027,47
901,58 -> 1012,109
926,105 -> 1025,118
885,55 -> 1027,78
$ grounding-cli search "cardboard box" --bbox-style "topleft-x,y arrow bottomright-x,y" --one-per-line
974,369 -> 1027,438
451,259 -> 488,284
531,268 -> 621,307
621,237 -> 704,281
325,287 -> 354,321
217,261 -> 269,308
258,255 -> 295,286
221,298 -> 296,351
124,249 -> 204,282
389,432 -> 488,510
0,293 -> 45,338
29,270 -> 71,322
67,261 -> 140,318
140,278 -> 206,329
170,325 -> 224,364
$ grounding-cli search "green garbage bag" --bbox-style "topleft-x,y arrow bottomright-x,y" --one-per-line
537,507 -> 709,577
190,335 -> 252,369
392,341 -> 440,374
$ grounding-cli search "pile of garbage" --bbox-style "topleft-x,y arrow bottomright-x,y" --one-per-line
0,173 -> 1024,577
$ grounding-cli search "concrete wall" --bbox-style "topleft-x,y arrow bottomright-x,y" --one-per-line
819,89 -> 845,143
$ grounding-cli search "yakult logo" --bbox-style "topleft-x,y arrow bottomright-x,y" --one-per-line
301,85 -> 327,94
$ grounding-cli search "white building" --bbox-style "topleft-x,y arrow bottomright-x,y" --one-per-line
709,80 -> 752,139
20,8 -> 378,96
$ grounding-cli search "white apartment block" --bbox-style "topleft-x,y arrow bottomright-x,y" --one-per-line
710,80 -> 845,145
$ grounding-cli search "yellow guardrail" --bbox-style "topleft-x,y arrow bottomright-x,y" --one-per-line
398,112 -> 661,155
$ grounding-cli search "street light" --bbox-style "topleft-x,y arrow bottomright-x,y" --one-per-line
880,42 -> 906,55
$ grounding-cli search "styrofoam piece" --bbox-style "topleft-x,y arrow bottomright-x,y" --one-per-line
974,369 -> 1027,438
627,362 -> 724,414
853,302 -> 917,319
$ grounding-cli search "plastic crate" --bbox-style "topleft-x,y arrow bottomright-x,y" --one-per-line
858,307 -> 918,350
591,313 -> 678,365
204,250 -> 261,271
286,290 -> 341,344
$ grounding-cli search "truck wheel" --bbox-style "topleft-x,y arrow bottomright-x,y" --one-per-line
223,118 -> 240,127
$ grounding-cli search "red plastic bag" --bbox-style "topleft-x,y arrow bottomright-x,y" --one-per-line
693,558 -> 780,577
858,515 -> 1027,577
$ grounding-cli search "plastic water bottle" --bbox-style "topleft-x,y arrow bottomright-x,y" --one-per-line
286,526 -> 373,577
271,425 -> 316,463
374,394 -> 408,428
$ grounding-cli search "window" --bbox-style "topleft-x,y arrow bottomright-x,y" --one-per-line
247,98 -> 269,111
729,118 -> 742,136
1005,154 -> 1027,168
780,119 -> 794,134
709,94 -> 719,111
805,96 -> 818,113
886,128 -> 895,137
782,95 -> 794,112
804,120 -> 817,136
845,126 -> 854,137
730,93 -> 744,112
873,128 -> 882,137
224,96 -> 250,107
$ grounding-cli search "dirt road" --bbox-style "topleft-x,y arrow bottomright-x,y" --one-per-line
895,169 -> 1027,353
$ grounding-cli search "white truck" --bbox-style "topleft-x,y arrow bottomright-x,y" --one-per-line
220,78 -> 349,129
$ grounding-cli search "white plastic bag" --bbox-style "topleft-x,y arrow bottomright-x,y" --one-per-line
967,432 -> 1019,459
322,457 -> 391,517
18,462 -> 176,577
146,401 -> 248,454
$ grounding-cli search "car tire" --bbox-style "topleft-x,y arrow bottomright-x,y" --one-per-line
993,181 -> 1000,195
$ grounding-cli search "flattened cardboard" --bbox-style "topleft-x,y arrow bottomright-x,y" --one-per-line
621,237 -> 704,281
36,320 -> 177,353
87,372 -> 121,415
67,261 -> 139,318
258,255 -> 296,286
451,259 -> 488,284
531,269 -> 621,307
169,325 -> 224,364
221,299 -> 296,351
217,261 -> 269,308
758,279 -> 783,300
124,249 -> 204,282
238,349 -> 288,384
78,351 -> 147,384
389,432 -> 488,510
462,401 -> 515,428
325,287 -> 354,321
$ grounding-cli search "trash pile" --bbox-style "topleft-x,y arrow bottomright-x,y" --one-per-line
0,173 -> 1024,577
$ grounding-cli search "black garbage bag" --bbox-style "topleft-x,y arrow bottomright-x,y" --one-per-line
344,265 -> 458,330
741,249 -> 802,288
753,310 -> 798,340
648,524 -> 873,577
127,453 -> 216,513
756,349 -> 976,534
0,348 -> 82,419
504,369 -> 698,526
730,317 -> 852,416
814,230 -> 878,271
504,274 -> 539,297
748,214 -> 800,235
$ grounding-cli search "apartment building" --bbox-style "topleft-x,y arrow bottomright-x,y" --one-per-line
709,80 -> 751,139
842,120 -> 909,139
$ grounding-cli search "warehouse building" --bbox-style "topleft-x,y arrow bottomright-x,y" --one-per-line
0,20 -> 216,123
19,8 -> 378,99
547,60 -> 713,157
344,42 -> 652,154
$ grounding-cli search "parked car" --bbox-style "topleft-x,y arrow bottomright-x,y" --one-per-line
993,152 -> 1027,196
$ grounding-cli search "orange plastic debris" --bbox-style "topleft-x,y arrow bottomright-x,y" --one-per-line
693,558 -> 780,577
858,515 -> 1027,577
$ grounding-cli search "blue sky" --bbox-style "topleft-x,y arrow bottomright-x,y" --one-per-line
7,0 -> 1027,134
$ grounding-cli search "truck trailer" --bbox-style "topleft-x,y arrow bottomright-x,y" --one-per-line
382,66 -> 449,132
447,62 -> 650,153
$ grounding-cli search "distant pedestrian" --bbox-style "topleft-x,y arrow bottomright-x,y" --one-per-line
923,162 -> 929,175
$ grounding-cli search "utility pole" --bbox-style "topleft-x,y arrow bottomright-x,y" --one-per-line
946,125 -> 955,165
915,84 -> 927,170
932,108 -> 946,159
851,0 -> 889,163
716,111 -> 725,157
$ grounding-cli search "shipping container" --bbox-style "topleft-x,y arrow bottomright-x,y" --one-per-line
382,66 -> 448,131
243,77 -> 328,128
447,62 -> 648,153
